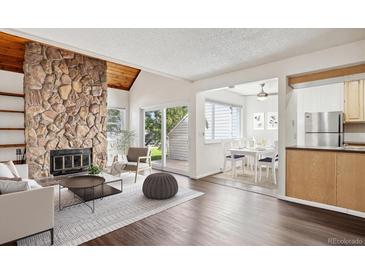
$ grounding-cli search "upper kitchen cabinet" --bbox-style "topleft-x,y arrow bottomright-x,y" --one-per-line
344,80 -> 365,123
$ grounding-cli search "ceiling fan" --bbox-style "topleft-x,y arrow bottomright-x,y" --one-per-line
257,83 -> 269,101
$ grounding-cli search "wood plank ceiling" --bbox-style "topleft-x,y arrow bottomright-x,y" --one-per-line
0,32 -> 140,91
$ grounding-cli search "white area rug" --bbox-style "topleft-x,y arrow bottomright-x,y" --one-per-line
18,174 -> 203,246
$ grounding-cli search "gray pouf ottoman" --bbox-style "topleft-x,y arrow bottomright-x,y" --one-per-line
143,173 -> 178,199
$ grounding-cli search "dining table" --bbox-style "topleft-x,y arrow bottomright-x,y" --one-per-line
229,146 -> 275,183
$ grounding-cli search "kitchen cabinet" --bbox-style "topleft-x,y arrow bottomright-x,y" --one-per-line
344,80 -> 364,122
286,148 -> 365,213
336,152 -> 365,212
286,149 -> 337,205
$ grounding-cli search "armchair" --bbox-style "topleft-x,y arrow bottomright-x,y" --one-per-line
121,147 -> 152,183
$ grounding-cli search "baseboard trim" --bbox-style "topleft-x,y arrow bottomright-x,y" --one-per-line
278,195 -> 365,218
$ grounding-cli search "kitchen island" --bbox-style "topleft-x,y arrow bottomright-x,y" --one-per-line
286,146 -> 365,213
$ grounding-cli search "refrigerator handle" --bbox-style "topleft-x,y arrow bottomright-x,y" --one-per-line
338,114 -> 343,147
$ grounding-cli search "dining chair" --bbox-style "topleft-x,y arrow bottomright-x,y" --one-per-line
257,141 -> 279,184
222,141 -> 245,174
121,147 -> 152,183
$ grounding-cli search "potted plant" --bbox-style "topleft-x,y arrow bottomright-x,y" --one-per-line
88,164 -> 102,175
116,129 -> 136,155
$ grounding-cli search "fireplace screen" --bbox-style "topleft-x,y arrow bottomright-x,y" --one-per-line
50,148 -> 92,176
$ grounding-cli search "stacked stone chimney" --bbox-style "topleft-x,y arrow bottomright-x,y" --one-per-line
23,42 -> 107,178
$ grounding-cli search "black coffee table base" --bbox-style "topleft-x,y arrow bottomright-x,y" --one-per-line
70,184 -> 122,202
59,182 -> 122,213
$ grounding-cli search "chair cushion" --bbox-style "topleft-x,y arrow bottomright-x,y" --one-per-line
124,162 -> 150,171
226,155 -> 245,159
127,147 -> 149,162
259,157 -> 278,163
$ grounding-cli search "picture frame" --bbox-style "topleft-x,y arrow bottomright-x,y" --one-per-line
253,112 -> 264,130
267,112 -> 278,130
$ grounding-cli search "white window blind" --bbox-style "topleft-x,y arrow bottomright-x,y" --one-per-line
204,101 -> 241,141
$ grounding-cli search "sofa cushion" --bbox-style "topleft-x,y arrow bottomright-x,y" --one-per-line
0,180 -> 30,195
0,163 -> 15,178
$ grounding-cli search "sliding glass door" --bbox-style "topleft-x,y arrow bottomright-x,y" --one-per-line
144,109 -> 163,168
143,105 -> 189,175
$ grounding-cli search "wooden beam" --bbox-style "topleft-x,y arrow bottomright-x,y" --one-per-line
288,64 -> 365,86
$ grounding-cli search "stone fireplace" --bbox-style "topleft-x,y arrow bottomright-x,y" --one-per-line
24,42 -> 107,178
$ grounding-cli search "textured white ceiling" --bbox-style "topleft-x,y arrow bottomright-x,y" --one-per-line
11,28 -> 365,81
224,78 -> 278,96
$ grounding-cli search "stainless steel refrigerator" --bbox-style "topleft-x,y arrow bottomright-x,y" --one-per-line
305,111 -> 344,147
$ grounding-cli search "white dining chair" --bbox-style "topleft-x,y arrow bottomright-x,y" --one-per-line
222,141 -> 245,174
257,141 -> 279,184
238,138 -> 253,171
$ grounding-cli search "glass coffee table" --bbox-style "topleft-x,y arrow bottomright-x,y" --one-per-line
58,173 -> 123,213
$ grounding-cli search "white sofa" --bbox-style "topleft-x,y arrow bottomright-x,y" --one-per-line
0,164 -> 54,245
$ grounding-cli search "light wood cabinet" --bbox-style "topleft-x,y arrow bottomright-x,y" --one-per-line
286,148 -> 365,213
286,149 -> 337,205
344,80 -> 364,122
336,153 -> 365,212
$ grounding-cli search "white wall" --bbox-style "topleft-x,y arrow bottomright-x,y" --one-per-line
0,70 -> 25,162
196,89 -> 246,176
245,95 -> 278,145
295,83 -> 344,145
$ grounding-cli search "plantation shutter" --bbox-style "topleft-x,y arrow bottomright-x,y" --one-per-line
204,101 -> 241,140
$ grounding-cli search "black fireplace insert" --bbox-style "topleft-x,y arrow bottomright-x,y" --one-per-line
50,148 -> 92,176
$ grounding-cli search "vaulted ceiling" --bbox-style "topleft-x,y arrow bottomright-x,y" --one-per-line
0,32 -> 140,91
9,28 -> 365,81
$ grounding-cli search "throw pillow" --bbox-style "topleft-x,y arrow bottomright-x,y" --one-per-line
3,161 -> 20,177
0,180 -> 30,195
0,163 -> 15,178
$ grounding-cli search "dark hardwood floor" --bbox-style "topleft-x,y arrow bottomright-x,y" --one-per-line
83,173 -> 365,246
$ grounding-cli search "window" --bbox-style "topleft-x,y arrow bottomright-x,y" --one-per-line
107,108 -> 126,164
205,101 -> 241,141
